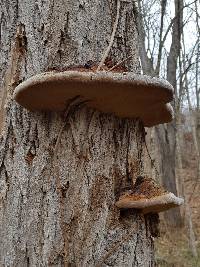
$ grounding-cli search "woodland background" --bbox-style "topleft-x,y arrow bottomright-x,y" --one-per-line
138,0 -> 200,266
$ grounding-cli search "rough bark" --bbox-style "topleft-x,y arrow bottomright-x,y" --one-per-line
0,0 -> 156,266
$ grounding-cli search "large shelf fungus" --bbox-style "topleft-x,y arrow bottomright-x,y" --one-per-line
13,71 -> 174,127
115,176 -> 184,214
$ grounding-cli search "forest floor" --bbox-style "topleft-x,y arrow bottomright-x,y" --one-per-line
155,139 -> 200,267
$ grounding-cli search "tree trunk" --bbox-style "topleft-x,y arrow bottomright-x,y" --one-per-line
0,1 -> 156,266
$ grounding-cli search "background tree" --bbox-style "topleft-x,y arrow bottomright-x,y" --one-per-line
133,0 -> 183,227
134,0 -> 200,262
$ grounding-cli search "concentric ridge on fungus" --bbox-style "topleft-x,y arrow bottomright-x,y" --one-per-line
13,71 -> 174,127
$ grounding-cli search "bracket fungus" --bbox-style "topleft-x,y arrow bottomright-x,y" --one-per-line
115,176 -> 184,214
13,71 -> 174,127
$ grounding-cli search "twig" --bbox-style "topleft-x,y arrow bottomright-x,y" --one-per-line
54,123 -> 66,156
95,228 -> 135,267
108,55 -> 132,71
97,0 -> 121,71
54,96 -> 88,156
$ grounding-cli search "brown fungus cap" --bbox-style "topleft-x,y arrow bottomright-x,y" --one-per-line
115,176 -> 184,214
116,192 -> 184,214
13,71 -> 174,127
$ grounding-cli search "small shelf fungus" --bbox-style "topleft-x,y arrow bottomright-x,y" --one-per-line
13,71 -> 174,127
115,176 -> 184,214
